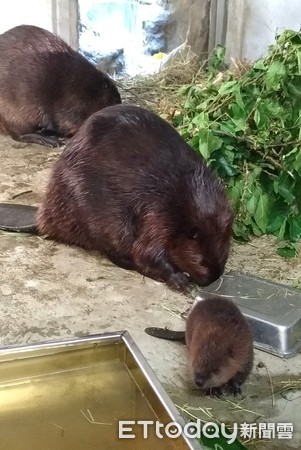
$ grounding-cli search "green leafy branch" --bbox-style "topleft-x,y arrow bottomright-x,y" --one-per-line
173,30 -> 301,257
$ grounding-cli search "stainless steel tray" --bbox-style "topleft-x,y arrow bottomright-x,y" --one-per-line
0,332 -> 202,450
198,271 -> 301,358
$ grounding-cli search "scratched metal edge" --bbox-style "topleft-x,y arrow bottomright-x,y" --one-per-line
0,332 -> 202,450
195,271 -> 301,359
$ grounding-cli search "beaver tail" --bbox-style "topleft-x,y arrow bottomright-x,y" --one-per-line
0,203 -> 38,233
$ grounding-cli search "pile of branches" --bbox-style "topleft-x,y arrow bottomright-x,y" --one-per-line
173,30 -> 301,256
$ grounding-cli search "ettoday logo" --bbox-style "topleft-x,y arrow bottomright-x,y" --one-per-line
118,420 -> 294,442
119,420 -> 238,443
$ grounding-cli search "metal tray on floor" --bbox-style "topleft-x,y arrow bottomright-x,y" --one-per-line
199,271 -> 301,358
0,332 -> 202,450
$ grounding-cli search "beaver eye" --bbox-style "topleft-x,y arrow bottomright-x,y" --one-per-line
187,226 -> 199,240
103,79 -> 109,89
213,369 -> 220,375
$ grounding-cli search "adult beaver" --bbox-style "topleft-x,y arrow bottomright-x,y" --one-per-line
0,104 -> 233,290
0,25 -> 121,147
145,296 -> 254,396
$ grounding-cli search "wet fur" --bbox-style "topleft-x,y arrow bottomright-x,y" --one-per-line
0,25 -> 121,146
35,105 -> 233,289
35,105 -> 233,290
186,297 -> 254,396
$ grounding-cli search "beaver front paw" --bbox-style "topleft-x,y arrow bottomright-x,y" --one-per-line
167,272 -> 190,291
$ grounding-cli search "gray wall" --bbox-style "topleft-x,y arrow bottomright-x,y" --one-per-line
225,0 -> 301,62
1,0 -> 300,65
0,0 -> 78,49
0,0 -> 53,33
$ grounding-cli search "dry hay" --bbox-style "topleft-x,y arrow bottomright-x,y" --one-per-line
116,49 -> 251,121
117,50 -> 205,120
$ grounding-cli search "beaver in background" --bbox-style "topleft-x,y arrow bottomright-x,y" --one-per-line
0,104 -> 233,291
0,25 -> 121,148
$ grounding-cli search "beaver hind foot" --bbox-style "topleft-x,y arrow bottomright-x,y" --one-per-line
19,132 -> 67,148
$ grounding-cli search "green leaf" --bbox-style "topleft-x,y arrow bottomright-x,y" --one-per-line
219,122 -> 239,134
190,86 -> 204,97
277,244 -> 298,258
172,114 -> 184,127
192,112 -> 209,127
230,117 -> 247,132
197,100 -> 209,110
234,87 -> 245,110
178,84 -> 191,95
189,134 -> 202,150
246,194 -> 257,215
254,192 -> 270,232
297,48 -> 301,73
251,166 -> 263,178
277,219 -> 288,241
293,148 -> 301,176
277,174 -> 296,205
265,60 -> 286,89
218,80 -> 238,96
252,221 -> 263,236
198,129 -> 223,160
277,30 -> 299,44
232,222 -> 250,240
231,103 -> 247,120
288,215 -> 301,241
286,77 -> 301,98
253,59 -> 266,71
228,180 -> 244,208
184,97 -> 196,109
267,201 -> 290,233
265,100 -> 284,117
215,155 -> 237,176
208,45 -> 226,72
254,109 -> 260,127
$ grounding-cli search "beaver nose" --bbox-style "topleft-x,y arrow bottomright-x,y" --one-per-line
207,264 -> 223,285
194,374 -> 205,388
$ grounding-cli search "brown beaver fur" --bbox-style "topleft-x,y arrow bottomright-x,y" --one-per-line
0,25 -> 121,147
34,104 -> 233,290
145,296 -> 254,396
186,297 -> 253,395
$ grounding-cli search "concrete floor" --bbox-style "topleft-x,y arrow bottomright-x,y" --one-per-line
0,135 -> 300,449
